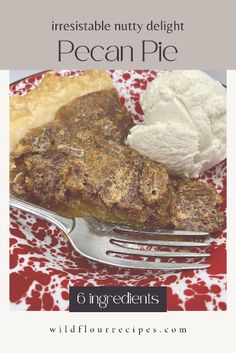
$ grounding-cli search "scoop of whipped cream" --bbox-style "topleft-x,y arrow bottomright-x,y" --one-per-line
127,70 -> 226,178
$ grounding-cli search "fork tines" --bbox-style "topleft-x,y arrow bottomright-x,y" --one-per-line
106,226 -> 211,270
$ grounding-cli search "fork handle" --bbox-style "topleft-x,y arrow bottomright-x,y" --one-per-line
10,195 -> 74,235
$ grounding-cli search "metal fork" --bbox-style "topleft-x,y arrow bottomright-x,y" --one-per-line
10,196 -> 211,271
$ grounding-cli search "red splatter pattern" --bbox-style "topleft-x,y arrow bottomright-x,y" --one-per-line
10,70 -> 227,311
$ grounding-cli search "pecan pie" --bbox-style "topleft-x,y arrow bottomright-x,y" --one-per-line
10,75 -> 225,233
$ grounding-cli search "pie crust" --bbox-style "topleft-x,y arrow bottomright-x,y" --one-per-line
10,70 -> 113,152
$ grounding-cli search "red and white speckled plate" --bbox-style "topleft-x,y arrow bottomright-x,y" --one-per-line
9,70 -> 227,311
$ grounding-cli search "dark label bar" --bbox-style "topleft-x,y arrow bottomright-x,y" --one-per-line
69,286 -> 167,312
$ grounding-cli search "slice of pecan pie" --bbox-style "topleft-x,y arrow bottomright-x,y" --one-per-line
10,79 -> 225,233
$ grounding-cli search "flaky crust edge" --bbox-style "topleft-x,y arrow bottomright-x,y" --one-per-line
10,70 -> 113,152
